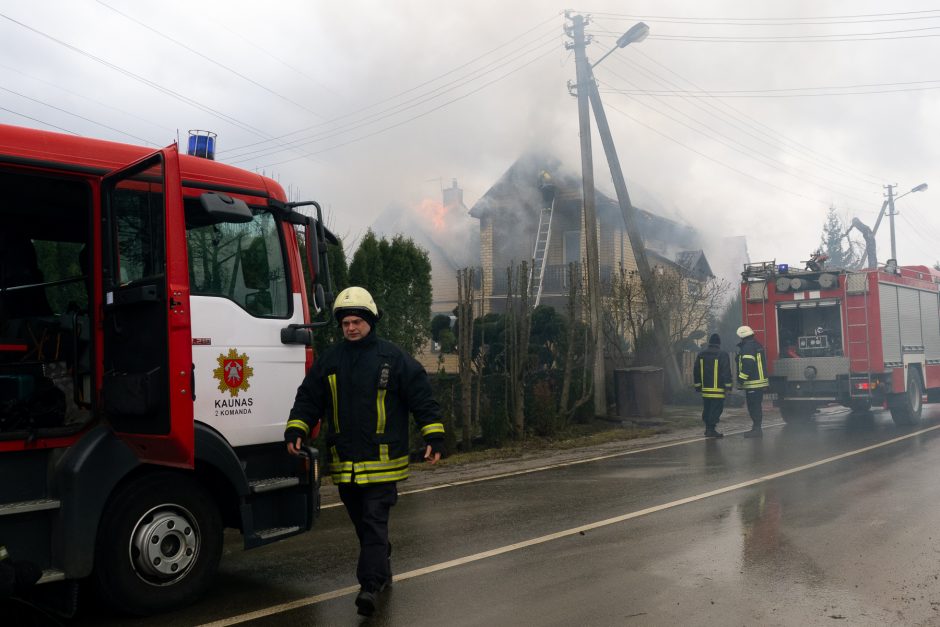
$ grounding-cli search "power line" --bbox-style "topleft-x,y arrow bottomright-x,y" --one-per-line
613,36 -> 884,184
0,61 -> 175,136
0,104 -> 78,134
220,13 -> 563,156
597,78 -> 940,97
626,29 -> 940,43
603,98 -> 833,207
96,1 -> 324,119
581,9 -> 940,24
226,32 -> 561,163
593,62 -> 874,203
248,43 -> 560,169
589,31 -> 880,194
0,84 -> 157,145
0,11 -> 325,165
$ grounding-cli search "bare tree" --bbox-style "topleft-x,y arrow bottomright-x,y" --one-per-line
558,262 -> 593,421
604,264 -> 732,363
505,262 -> 531,436
456,268 -> 475,450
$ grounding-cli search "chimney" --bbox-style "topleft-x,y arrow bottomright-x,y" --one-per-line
442,178 -> 464,210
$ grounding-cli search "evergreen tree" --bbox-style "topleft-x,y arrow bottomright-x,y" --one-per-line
348,230 -> 432,355
819,205 -> 858,269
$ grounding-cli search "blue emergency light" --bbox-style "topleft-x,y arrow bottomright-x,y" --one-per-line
187,130 -> 217,160
777,263 -> 789,273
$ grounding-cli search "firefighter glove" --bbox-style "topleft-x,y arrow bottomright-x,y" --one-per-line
284,426 -> 307,447
426,438 -> 446,459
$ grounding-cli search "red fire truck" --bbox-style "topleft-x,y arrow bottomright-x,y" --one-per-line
0,124 -> 333,615
741,256 -> 940,425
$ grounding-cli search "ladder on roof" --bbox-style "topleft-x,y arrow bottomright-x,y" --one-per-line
529,196 -> 556,307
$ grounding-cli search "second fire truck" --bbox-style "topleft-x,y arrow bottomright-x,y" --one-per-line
741,255 -> 940,425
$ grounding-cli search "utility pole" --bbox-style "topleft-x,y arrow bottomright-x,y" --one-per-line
885,184 -> 898,261
587,73 -> 683,395
567,14 -> 607,416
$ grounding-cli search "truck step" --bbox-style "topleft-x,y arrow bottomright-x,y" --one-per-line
253,526 -> 301,541
249,477 -> 300,494
0,498 -> 60,516
38,569 -> 66,584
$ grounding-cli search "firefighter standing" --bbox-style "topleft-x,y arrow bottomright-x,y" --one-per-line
736,325 -> 769,438
693,333 -> 732,438
284,287 -> 445,617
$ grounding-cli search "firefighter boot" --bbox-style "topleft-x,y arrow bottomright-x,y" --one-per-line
356,588 -> 377,616
743,426 -> 763,438
704,427 -> 724,438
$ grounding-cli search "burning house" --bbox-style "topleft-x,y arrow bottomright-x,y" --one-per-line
468,152 -> 727,316
371,179 -> 479,316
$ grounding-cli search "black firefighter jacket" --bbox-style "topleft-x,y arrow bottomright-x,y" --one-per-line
693,345 -> 733,399
736,337 -> 769,390
286,331 -> 444,485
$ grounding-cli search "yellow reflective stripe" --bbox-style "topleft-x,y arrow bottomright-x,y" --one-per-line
741,355 -> 756,361
376,389 -> 387,434
328,374 -> 339,433
702,392 -> 725,398
353,455 -> 410,473
286,419 -> 309,435
421,423 -> 445,437
379,444 -> 389,462
756,353 -> 765,381
354,468 -> 410,484
331,473 -> 353,484
712,358 -> 718,390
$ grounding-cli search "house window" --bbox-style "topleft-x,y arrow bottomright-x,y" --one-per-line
564,230 -> 581,266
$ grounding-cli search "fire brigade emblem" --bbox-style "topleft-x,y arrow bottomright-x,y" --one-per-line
213,348 -> 254,397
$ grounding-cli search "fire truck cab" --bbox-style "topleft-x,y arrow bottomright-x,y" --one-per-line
742,258 -> 940,426
0,124 -> 332,615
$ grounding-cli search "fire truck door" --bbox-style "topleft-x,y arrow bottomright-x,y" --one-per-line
100,146 -> 194,467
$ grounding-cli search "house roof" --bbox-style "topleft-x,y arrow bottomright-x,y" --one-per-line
675,250 -> 714,280
469,152 -> 698,250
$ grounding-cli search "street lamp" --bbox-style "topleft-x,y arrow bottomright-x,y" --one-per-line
570,15 -> 684,405
591,22 -> 650,69
877,182 -> 928,262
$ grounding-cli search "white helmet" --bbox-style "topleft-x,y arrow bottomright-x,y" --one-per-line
333,286 -> 380,323
736,325 -> 754,339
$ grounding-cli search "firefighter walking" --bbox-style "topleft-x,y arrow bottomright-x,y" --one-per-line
285,287 -> 445,617
693,333 -> 732,438
736,325 -> 769,438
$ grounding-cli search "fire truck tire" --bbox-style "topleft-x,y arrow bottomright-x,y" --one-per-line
93,471 -> 223,615
779,401 -> 815,423
889,373 -> 923,426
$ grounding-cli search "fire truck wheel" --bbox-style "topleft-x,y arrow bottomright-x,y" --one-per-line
779,401 -> 815,423
94,471 -> 223,615
889,372 -> 924,426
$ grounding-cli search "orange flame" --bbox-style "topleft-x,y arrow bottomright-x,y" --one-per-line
416,198 -> 447,231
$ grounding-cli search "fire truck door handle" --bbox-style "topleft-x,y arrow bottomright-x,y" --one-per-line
191,363 -> 196,401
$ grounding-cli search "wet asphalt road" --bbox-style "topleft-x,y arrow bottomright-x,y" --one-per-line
74,405 -> 940,626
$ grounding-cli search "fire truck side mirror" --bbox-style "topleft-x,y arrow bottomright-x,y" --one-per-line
312,284 -> 326,314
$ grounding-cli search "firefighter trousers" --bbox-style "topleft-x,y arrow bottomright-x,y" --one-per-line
701,397 -> 724,428
338,481 -> 398,590
745,390 -> 764,427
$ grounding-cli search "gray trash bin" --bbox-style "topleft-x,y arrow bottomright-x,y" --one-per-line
614,366 -> 664,418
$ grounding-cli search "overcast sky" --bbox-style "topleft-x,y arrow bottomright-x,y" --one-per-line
1,0 -> 937,269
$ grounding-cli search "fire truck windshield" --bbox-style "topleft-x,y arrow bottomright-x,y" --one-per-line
776,300 -> 843,358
